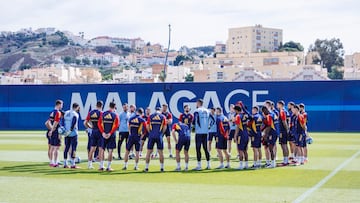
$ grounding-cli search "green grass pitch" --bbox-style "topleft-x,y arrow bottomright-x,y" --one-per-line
0,131 -> 359,203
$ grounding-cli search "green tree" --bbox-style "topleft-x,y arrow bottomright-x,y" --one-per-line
92,59 -> 98,65
279,41 -> 304,52
63,56 -> 72,64
328,66 -> 344,80
309,38 -> 344,72
82,58 -> 91,65
75,59 -> 81,65
174,55 -> 192,66
185,73 -> 194,82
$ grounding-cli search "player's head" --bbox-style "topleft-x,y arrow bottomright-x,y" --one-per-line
299,103 -> 305,112
145,107 -> 151,115
261,106 -> 270,116
292,105 -> 300,115
230,104 -> 235,112
109,102 -> 116,110
210,107 -> 215,114
183,104 -> 190,113
122,103 -> 128,112
137,107 -> 144,115
130,104 -> 136,113
162,104 -> 168,112
288,101 -> 295,110
96,100 -> 103,109
155,106 -> 161,112
277,100 -> 285,109
72,103 -> 80,112
55,99 -> 63,110
216,107 -> 223,115
234,105 -> 241,114
264,100 -> 272,109
252,106 -> 259,115
196,99 -> 203,108
271,101 -> 275,110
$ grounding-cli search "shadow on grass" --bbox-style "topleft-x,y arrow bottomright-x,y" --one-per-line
0,162 -> 260,176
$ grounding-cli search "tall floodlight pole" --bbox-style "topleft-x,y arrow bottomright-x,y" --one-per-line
163,24 -> 171,82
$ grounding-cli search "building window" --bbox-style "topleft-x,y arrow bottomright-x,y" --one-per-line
245,76 -> 254,81
217,72 -> 224,80
264,58 -> 280,65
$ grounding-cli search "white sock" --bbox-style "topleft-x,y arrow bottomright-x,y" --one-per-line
239,161 -> 243,168
176,162 -> 180,168
145,163 -> 149,169
168,149 -> 172,155
88,161 -> 92,167
107,161 -> 112,169
219,162 -> 224,167
207,161 -> 211,167
197,161 -> 201,168
160,163 -> 164,169
291,153 -> 294,158
124,162 -> 128,168
135,162 -> 138,168
272,160 -> 276,167
100,161 -> 104,168
284,157 -> 289,164
185,162 -> 189,168
71,159 -> 75,166
245,161 -> 248,168
266,159 -> 270,164
226,161 -> 230,167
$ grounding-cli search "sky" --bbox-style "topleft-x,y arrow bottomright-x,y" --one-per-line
1,0 -> 359,54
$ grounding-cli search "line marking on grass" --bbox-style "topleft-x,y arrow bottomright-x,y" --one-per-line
293,150 -> 360,203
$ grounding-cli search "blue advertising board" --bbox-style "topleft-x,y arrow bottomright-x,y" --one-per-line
0,80 -> 359,132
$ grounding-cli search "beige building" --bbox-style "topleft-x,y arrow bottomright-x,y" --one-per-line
226,24 -> 283,54
23,65 -> 102,84
190,52 -> 328,82
214,42 -> 226,53
344,52 -> 360,80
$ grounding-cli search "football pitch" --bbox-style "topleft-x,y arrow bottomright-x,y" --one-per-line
0,132 -> 359,203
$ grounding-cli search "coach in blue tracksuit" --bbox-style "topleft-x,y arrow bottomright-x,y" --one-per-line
192,99 -> 211,170
63,103 -> 80,169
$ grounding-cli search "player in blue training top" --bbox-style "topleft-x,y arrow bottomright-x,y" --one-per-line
192,99 -> 211,170
215,107 -> 231,169
144,107 -> 167,172
172,121 -> 191,171
227,104 -> 236,156
98,102 -> 119,171
287,101 -> 296,161
84,100 -> 103,169
45,99 -> 63,167
207,107 -> 217,155
123,108 -> 146,170
117,103 -> 131,160
63,103 -> 80,169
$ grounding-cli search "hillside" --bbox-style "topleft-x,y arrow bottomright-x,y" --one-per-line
0,31 -> 113,71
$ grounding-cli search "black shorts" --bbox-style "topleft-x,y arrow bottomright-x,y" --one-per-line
164,128 -> 171,137
119,132 -> 129,140
228,129 -> 235,140
279,131 -> 288,145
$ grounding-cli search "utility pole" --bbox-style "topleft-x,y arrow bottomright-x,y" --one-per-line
163,24 -> 171,82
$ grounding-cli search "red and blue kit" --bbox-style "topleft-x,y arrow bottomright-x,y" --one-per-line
98,110 -> 119,150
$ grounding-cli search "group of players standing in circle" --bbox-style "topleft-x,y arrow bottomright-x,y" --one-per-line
45,98 -> 311,172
